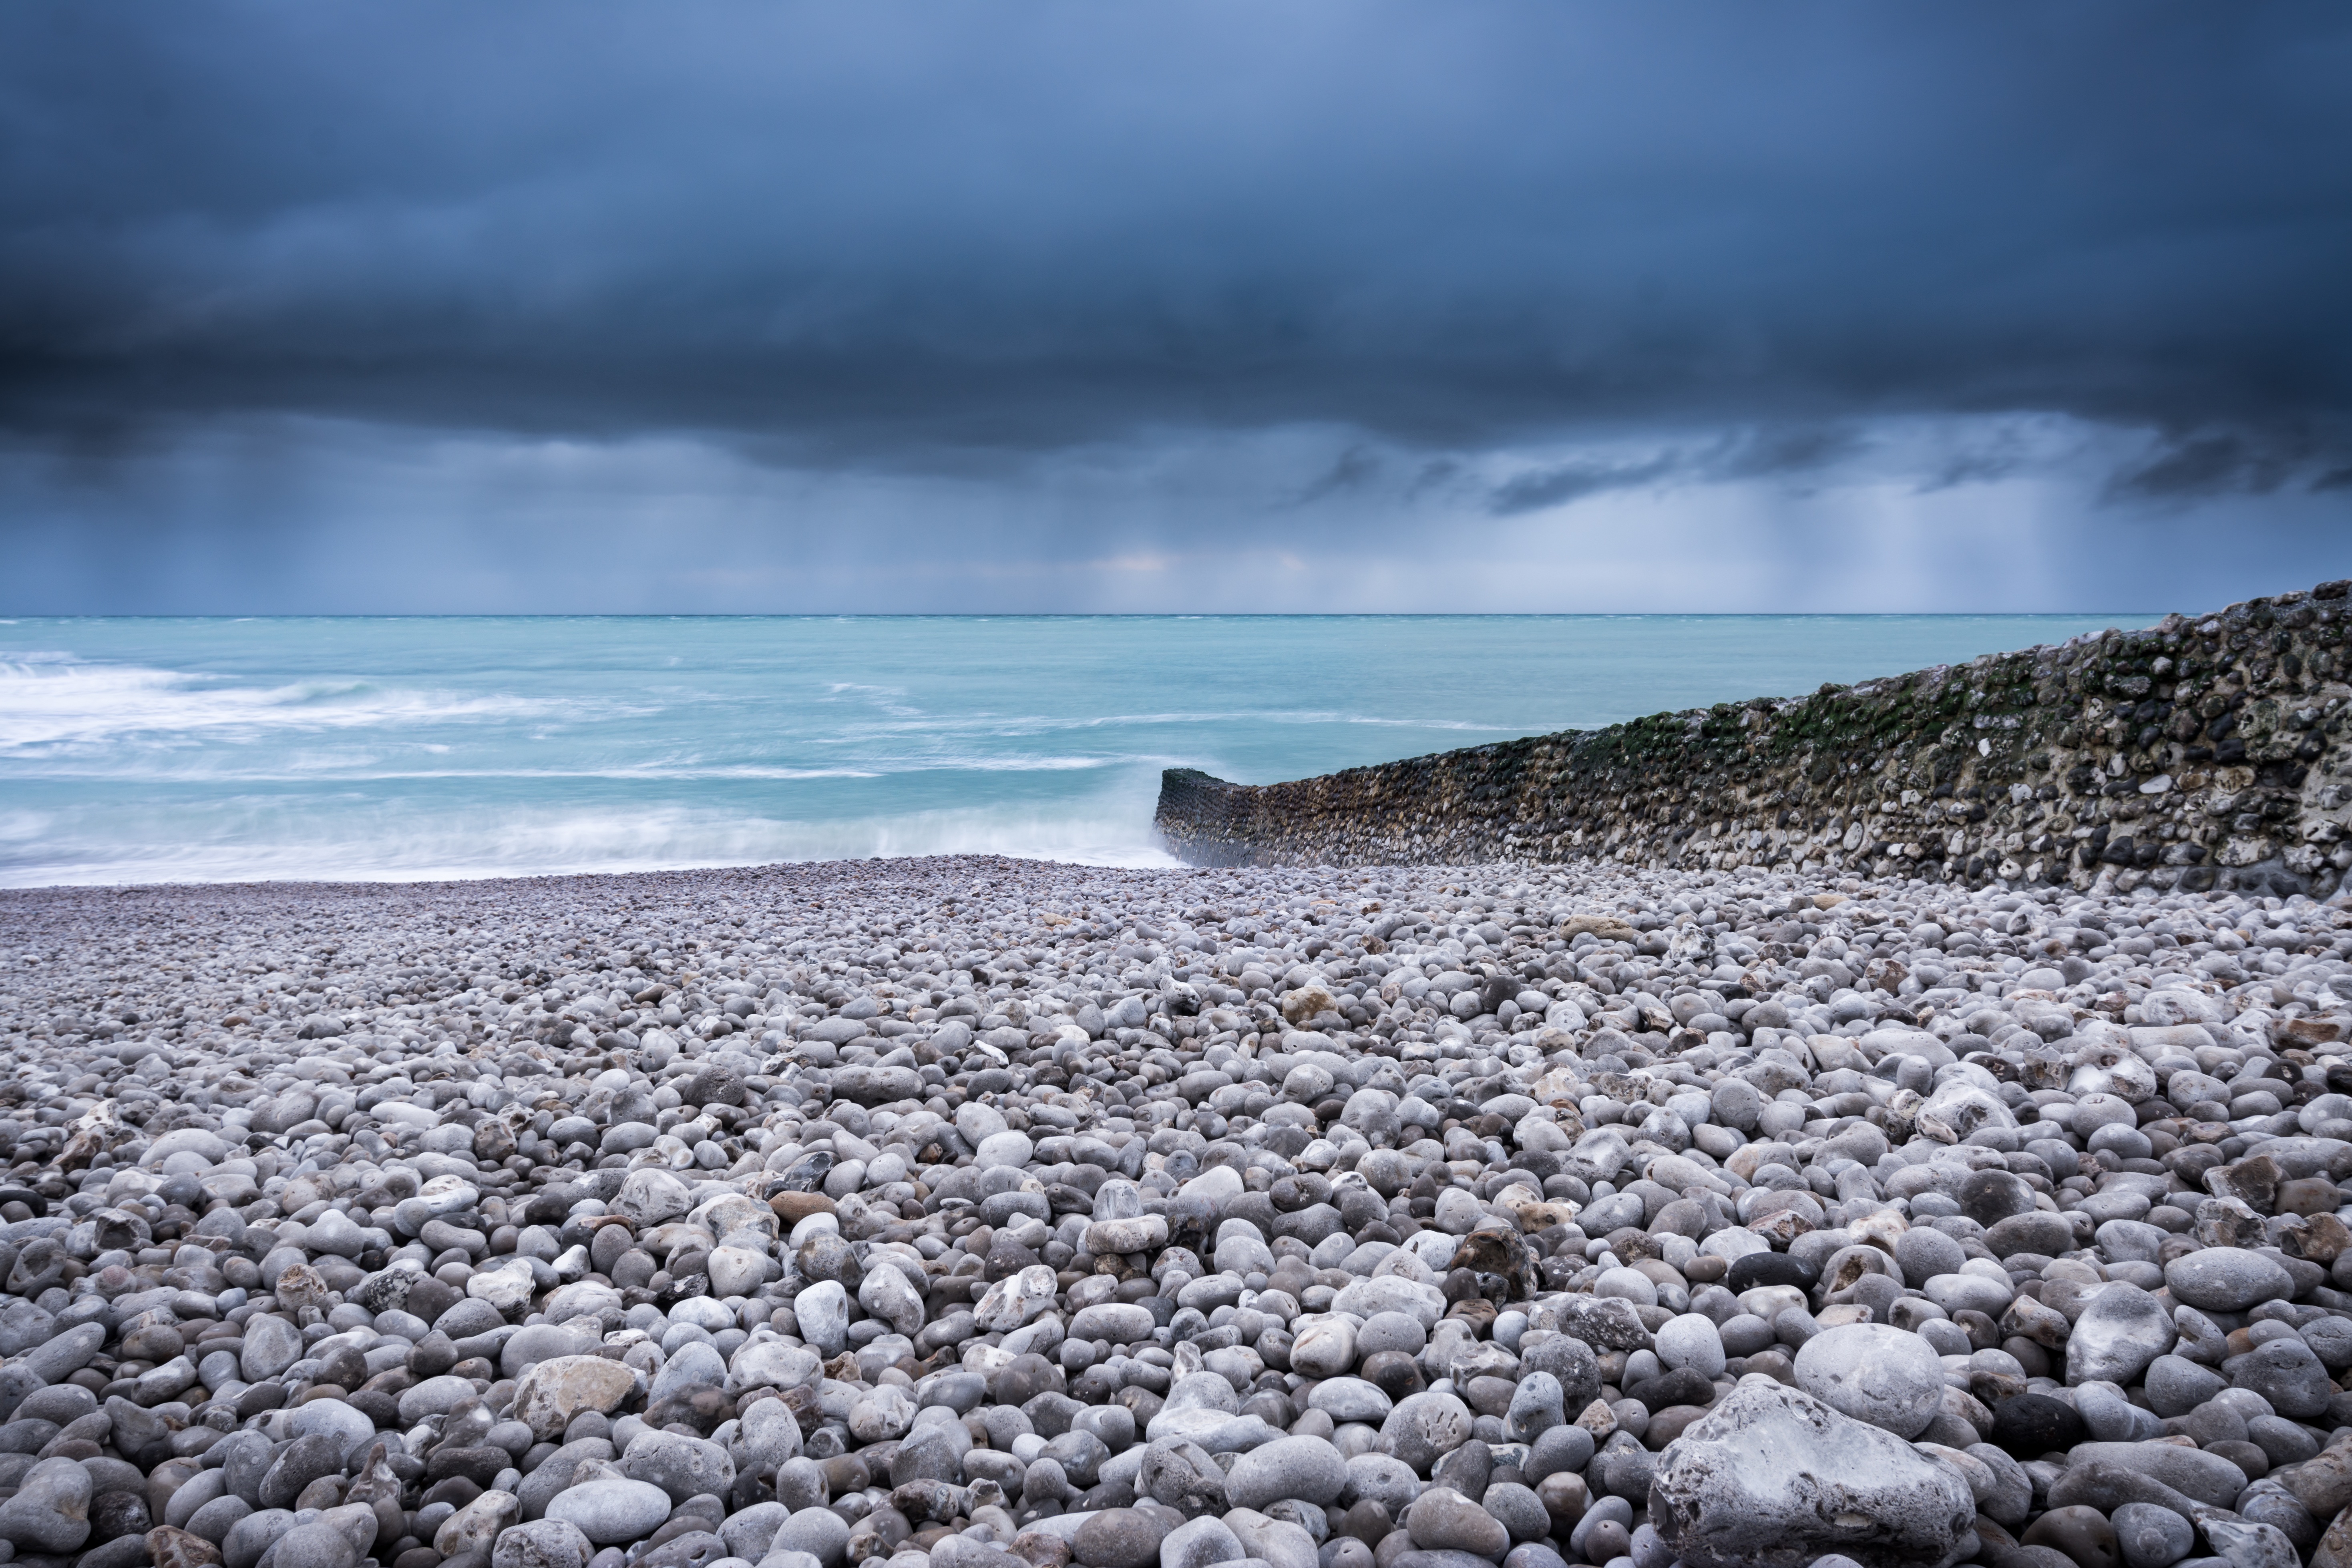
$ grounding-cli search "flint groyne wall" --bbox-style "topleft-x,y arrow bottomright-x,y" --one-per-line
1155,581 -> 2352,897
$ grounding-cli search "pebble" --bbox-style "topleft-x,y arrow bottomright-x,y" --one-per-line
544,1478 -> 674,1545
1406,1487 -> 1511,1558
0,850 -> 2350,1568
1791,1323 -> 1945,1438
2064,1283 -> 2177,1386
2110,1499 -> 2195,1568
0,1454 -> 93,1553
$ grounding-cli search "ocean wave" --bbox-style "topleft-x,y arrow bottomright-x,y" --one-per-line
0,799 -> 1181,888
0,654 -> 634,752
812,709 -> 1521,742
0,757 -> 1150,783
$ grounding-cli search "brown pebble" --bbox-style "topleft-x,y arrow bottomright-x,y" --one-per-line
147,1526 -> 224,1568
770,1192 -> 839,1225
2020,1504 -> 2119,1568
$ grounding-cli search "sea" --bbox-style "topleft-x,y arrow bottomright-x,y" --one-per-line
0,614 -> 2157,889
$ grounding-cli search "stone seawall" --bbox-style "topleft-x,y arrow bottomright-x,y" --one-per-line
1155,580 -> 2352,897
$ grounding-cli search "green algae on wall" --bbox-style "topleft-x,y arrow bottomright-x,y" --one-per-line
1156,581 -> 2352,899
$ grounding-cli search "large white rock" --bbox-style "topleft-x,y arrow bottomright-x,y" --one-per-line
1649,1381 -> 1976,1568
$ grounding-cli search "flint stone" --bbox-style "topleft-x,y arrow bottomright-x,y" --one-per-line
546,1479 -> 673,1546
621,1430 -> 735,1504
976,1266 -> 1060,1332
1224,1436 -> 1348,1511
2165,1248 -> 2295,1313
1544,1296 -> 1654,1353
0,1454 -> 92,1553
260,1434 -> 347,1511
1648,1383 -> 1975,1568
2144,1356 -> 2229,1417
1138,1439 -> 1229,1518
614,1169 -> 693,1227
1073,1508 -> 1169,1568
2229,1337 -> 2336,1419
2199,1518 -> 2302,1568
765,1505 -> 852,1568
514,1356 -> 638,1442
1792,1324 -> 1944,1439
2069,1442 -> 2248,1508
1342,1454 -> 1425,1518
832,1066 -> 925,1106
1308,1380 -> 1393,1425
241,1315 -> 304,1381
1381,1393 -> 1474,1475
1159,1516 -> 1245,1568
2065,1284 -> 2177,1387
493,1518 -> 596,1568
1405,1489 -> 1509,1559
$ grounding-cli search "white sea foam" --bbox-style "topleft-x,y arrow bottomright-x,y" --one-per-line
0,799 -> 1181,888
0,654 -> 623,752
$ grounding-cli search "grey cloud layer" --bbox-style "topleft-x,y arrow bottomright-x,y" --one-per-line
4,2 -> 2350,483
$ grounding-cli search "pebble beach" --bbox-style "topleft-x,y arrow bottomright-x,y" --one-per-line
4,850 -> 2352,1568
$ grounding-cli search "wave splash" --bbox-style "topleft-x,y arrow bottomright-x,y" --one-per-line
0,654 -> 613,754
0,800 -> 1182,887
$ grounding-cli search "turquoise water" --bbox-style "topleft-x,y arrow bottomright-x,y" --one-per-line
0,614 -> 2155,887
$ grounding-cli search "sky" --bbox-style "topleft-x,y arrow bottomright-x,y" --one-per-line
2,3 -> 2348,615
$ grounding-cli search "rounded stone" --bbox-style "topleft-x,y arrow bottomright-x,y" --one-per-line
1224,1435 -> 1348,1511
620,1431 -> 735,1504
2111,1501 -> 2195,1568
1289,1319 -> 1358,1380
1984,1212 -> 2076,1260
1380,1393 -> 1474,1475
2230,1337 -> 2336,1419
1072,1508 -> 1170,1568
2021,1505 -> 2118,1568
1307,1379 -> 1393,1425
543,1480 -> 673,1546
1355,1313 -> 1428,1357
271,1520 -> 361,1568
1481,1482 -> 1551,1545
1654,1315 -> 1727,1380
766,1504 -> 852,1568
1893,1228 -> 1966,1288
0,1455 -> 93,1554
1792,1324 -> 1944,1438
1525,1425 -> 1595,1485
2164,1248 -> 2295,1313
1160,1516 -> 1246,1568
2064,1284 -> 2176,1388
1990,1394 -> 2085,1459
2142,1357 -> 2229,1419
1405,1486 -> 1510,1558
1505,1371 -> 1564,1444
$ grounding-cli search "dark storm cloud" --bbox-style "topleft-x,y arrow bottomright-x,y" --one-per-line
1,2 -> 2348,482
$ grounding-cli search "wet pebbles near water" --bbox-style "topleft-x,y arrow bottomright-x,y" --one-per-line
3,854 -> 2352,1568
